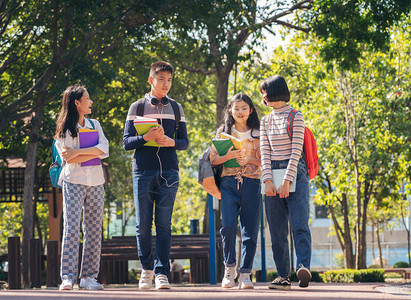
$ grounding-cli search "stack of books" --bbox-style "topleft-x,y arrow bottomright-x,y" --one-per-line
78,128 -> 101,167
212,133 -> 242,168
133,116 -> 160,147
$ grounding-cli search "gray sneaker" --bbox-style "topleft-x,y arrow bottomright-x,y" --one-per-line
59,278 -> 73,291
238,273 -> 253,289
139,269 -> 154,290
155,274 -> 171,289
221,266 -> 237,288
268,276 -> 291,290
297,265 -> 311,288
79,277 -> 104,290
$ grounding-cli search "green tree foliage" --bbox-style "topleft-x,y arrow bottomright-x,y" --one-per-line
236,14 -> 410,269
0,202 -> 48,255
298,17 -> 410,268
0,0 -> 178,286
309,0 -> 411,69
152,0 -> 310,125
1,0 -> 410,277
0,203 -> 22,255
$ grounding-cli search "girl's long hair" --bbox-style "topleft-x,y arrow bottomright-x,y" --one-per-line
219,93 -> 260,138
55,84 -> 86,139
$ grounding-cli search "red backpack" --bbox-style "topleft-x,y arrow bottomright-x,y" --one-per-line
287,109 -> 319,180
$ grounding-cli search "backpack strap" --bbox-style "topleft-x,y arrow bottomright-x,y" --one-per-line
169,99 -> 180,139
86,118 -> 95,130
137,97 -> 180,139
287,109 -> 306,162
286,109 -> 298,140
135,98 -> 145,117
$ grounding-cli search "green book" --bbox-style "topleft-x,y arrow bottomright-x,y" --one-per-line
134,116 -> 160,147
211,138 -> 241,168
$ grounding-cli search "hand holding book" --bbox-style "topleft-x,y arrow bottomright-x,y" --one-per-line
78,129 -> 101,167
211,135 -> 244,168
235,152 -> 249,166
143,126 -> 164,141
134,116 -> 164,147
154,134 -> 175,147
226,146 -> 244,160
261,169 -> 296,195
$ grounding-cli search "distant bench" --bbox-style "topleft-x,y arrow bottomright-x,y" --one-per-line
100,234 -> 221,285
384,268 -> 411,279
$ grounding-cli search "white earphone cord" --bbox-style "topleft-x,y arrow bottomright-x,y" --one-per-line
156,104 -> 179,188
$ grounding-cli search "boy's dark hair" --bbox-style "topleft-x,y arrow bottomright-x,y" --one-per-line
150,61 -> 174,77
220,93 -> 260,139
259,75 -> 290,102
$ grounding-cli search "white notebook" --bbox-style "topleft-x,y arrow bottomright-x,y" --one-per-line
261,169 -> 296,194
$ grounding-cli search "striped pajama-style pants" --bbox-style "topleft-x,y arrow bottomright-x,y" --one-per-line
60,181 -> 104,283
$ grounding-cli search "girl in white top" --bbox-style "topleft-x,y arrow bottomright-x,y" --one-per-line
54,84 -> 109,291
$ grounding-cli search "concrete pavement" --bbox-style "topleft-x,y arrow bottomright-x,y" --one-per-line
1,282 -> 411,300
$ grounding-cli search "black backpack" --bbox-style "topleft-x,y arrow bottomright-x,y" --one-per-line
136,98 -> 180,138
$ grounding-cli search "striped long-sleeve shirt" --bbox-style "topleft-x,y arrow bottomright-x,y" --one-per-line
122,94 -> 189,172
260,105 -> 304,183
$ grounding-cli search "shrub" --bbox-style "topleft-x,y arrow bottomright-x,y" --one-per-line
311,271 -> 323,282
368,264 -> 383,269
355,269 -> 385,282
334,253 -> 345,268
322,269 -> 384,283
267,271 -> 278,282
393,261 -> 409,268
128,269 -> 138,283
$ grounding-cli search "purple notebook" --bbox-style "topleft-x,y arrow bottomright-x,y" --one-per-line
78,130 -> 101,167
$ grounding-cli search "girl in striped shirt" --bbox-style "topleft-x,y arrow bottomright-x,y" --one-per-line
210,93 -> 261,289
260,75 -> 312,290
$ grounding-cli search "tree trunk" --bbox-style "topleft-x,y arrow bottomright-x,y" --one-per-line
376,222 -> 383,268
341,193 -> 355,269
371,223 -> 375,260
215,68 -> 230,127
354,184 -> 362,269
340,71 -> 363,269
22,94 -> 47,287
400,199 -> 410,266
358,193 -> 369,269
408,226 -> 411,266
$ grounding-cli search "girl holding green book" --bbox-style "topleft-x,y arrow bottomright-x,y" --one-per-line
210,93 -> 261,289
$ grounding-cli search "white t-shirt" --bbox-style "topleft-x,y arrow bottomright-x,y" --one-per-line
55,119 -> 109,186
232,127 -> 260,141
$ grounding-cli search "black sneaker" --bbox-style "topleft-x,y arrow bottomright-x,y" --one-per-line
268,276 -> 291,290
297,266 -> 311,288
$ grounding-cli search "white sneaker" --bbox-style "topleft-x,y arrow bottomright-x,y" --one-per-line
297,265 -> 311,288
59,278 -> 73,291
238,273 -> 253,289
139,269 -> 154,290
79,277 -> 104,290
155,274 -> 171,289
221,266 -> 237,288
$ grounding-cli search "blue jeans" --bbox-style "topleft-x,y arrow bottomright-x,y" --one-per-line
265,159 -> 311,278
133,169 -> 179,275
220,176 -> 262,273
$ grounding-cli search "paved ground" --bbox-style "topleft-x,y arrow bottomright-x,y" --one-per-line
0,283 -> 411,300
